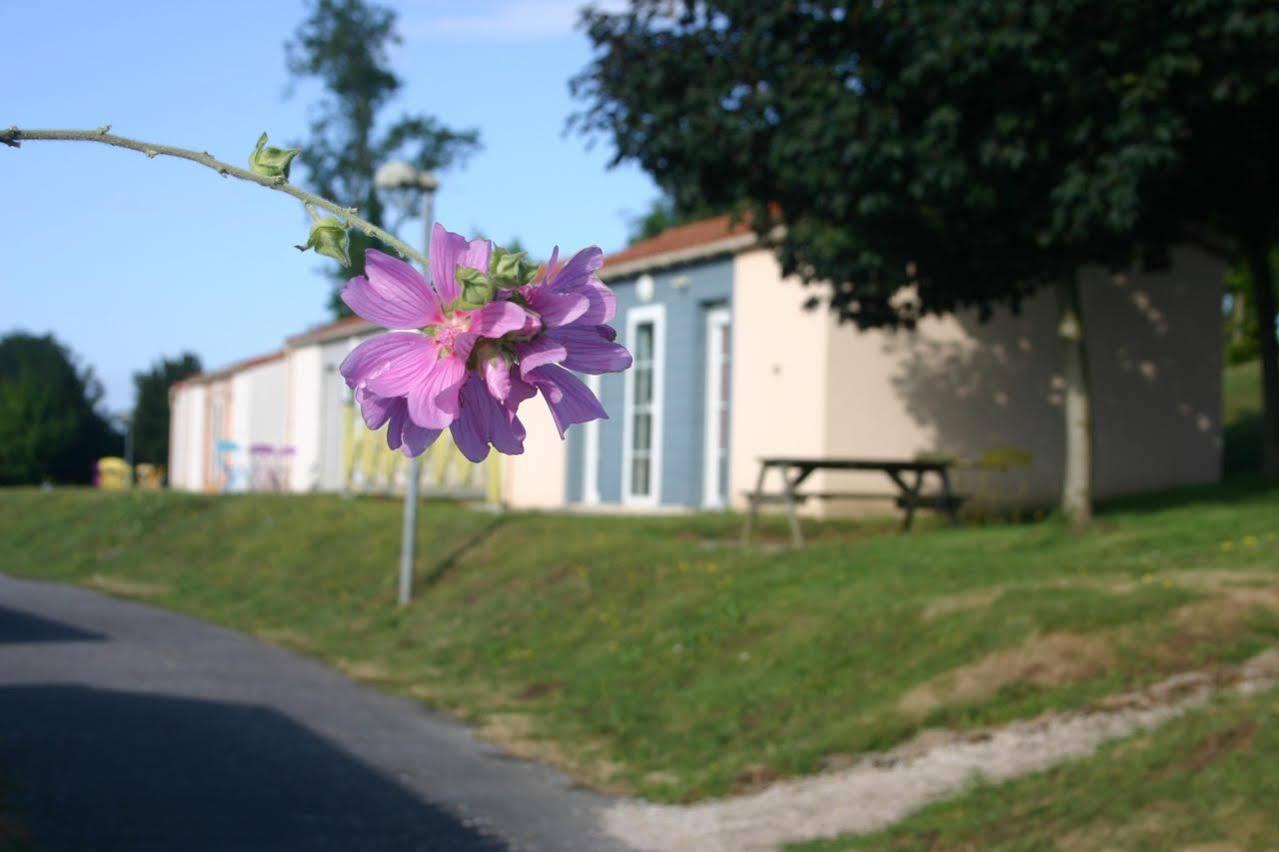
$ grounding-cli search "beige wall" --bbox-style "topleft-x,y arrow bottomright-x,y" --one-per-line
285,344 -> 324,492
728,250 -> 831,509
733,246 -> 1224,514
500,401 -> 568,509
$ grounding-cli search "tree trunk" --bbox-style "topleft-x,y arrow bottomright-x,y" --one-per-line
1244,238 -> 1279,476
1057,271 -> 1094,527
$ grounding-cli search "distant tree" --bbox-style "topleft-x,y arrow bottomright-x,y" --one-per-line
131,352 -> 202,469
0,332 -> 121,485
1223,249 -> 1277,367
286,0 -> 482,317
575,0 -> 1279,519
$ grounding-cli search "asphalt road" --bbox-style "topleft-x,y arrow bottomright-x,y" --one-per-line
0,574 -> 630,852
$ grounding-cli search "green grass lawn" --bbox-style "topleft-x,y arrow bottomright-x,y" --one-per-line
1224,358 -> 1264,475
2,476 -> 1278,803
793,684 -> 1279,851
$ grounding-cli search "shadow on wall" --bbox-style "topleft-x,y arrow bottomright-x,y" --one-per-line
887,270 -> 1222,506
885,301 -> 1065,507
0,685 -> 506,852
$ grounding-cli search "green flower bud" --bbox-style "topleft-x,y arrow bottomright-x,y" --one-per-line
249,132 -> 300,180
296,217 -> 350,267
454,265 -> 496,309
489,246 -> 541,287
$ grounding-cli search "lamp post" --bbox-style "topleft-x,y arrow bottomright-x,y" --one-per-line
114,412 -> 135,487
374,161 -> 438,607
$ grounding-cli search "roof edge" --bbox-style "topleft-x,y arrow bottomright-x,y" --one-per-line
600,232 -> 758,280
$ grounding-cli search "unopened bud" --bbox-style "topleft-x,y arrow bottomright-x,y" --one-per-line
296,217 -> 350,267
455,265 -> 496,308
490,246 -> 540,287
250,132 -> 300,180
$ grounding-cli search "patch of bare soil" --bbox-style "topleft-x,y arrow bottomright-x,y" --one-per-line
477,712 -> 632,795
603,649 -> 1279,852
86,573 -> 168,598
919,586 -> 1004,621
899,632 -> 1116,717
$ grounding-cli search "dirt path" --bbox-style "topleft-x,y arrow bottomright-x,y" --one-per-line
604,650 -> 1279,852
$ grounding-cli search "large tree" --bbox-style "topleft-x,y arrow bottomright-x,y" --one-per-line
287,0 -> 482,316
0,332 -> 121,485
1156,2 -> 1279,474
131,352 -> 202,469
575,0 -> 1279,521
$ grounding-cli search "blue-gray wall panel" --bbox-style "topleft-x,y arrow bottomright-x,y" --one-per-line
567,256 -> 733,506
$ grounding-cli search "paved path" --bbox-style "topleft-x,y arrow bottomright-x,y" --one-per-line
0,574 -> 629,852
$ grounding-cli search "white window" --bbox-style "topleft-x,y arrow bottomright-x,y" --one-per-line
581,374 -> 601,505
622,304 -> 665,506
702,306 -> 732,508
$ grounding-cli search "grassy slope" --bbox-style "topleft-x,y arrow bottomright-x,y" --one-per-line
3,479 -> 1278,803
794,685 -> 1279,851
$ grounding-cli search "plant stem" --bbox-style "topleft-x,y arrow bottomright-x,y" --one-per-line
0,126 -> 429,268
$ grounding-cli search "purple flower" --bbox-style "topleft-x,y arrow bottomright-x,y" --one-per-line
354,387 -> 441,458
510,247 -> 633,436
339,224 -> 632,462
339,224 -> 534,434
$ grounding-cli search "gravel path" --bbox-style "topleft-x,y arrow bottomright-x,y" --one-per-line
604,650 -> 1279,852
0,574 -> 628,852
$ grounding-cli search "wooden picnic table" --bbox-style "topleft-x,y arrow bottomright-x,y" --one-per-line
741,456 -> 964,547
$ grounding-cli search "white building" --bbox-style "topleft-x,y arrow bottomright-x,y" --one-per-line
171,216 -> 1226,511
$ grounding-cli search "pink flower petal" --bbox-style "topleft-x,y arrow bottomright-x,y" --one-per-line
354,387 -> 397,430
550,326 -> 633,374
470,301 -> 531,338
577,278 -> 617,325
429,223 -> 470,304
461,237 -> 492,277
527,364 -> 608,438
449,381 -> 491,463
516,336 -> 568,378
482,353 -> 512,402
340,250 -> 442,329
406,356 -> 467,430
548,246 -> 604,293
400,422 -> 443,458
340,332 -> 435,397
526,287 -> 589,327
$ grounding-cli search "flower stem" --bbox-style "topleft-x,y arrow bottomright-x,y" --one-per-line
0,126 -> 429,268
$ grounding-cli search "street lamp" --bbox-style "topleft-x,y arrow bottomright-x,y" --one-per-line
374,161 -> 438,607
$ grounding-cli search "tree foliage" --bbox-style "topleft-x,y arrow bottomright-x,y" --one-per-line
575,0 -> 1279,495
287,0 -> 482,316
0,332 -> 121,485
131,352 -> 202,468
574,1 -> 1200,327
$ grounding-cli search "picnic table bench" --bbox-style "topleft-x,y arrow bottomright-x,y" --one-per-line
741,457 -> 965,547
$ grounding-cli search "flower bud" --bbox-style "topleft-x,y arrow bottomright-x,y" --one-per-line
249,132 -> 300,180
455,265 -> 496,308
296,217 -> 350,267
489,246 -> 540,287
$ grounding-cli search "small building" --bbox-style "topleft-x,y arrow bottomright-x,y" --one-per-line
540,215 -> 1225,513
171,215 -> 1225,512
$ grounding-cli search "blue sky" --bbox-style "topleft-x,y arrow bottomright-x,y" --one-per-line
1,0 -> 655,413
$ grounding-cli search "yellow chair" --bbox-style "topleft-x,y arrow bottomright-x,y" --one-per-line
96,457 -> 132,490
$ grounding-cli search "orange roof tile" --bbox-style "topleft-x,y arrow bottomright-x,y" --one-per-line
602,214 -> 754,271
